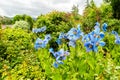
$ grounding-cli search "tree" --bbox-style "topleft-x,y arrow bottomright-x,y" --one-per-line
110,0 -> 120,19
13,15 -> 24,23
25,15 -> 33,30
71,5 -> 80,20
104,0 -> 120,19
103,0 -> 110,3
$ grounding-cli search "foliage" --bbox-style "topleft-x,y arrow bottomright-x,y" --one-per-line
0,28 -> 34,61
110,0 -> 120,19
13,20 -> 30,30
35,11 -> 75,35
71,5 -> 80,20
101,19 -> 120,34
81,0 -> 101,33
13,14 -> 34,30
100,3 -> 113,19
0,16 -> 12,25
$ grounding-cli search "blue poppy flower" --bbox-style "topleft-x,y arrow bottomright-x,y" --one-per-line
45,34 -> 51,41
32,26 -> 46,33
49,48 -> 69,68
112,31 -> 118,35
84,41 -> 94,52
112,31 -> 120,44
84,23 -> 106,52
34,34 -> 51,49
99,32 -> 105,39
34,38 -> 45,49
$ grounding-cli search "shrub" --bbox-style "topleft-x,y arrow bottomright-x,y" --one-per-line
35,11 -> 75,34
13,20 -> 30,30
0,28 -> 34,61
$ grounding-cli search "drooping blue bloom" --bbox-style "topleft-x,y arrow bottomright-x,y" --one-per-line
84,36 -> 105,52
84,41 -> 94,52
112,31 -> 118,35
32,26 -> 46,33
34,34 -> 51,49
102,23 -> 107,32
112,31 -> 120,44
56,24 -> 83,47
45,34 -> 51,41
40,26 -> 47,32
56,32 -> 65,45
49,48 -> 70,68
34,38 -> 45,49
99,32 -> 105,39
115,38 -> 120,44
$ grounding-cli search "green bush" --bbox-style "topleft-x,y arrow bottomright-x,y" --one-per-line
101,19 -> 120,33
35,11 -> 75,35
13,20 -> 30,30
0,28 -> 34,61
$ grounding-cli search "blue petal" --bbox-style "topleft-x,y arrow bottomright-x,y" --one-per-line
49,48 -> 54,54
99,41 -> 105,46
99,32 -> 105,39
94,27 -> 100,35
95,22 -> 100,27
102,23 -> 107,32
40,26 -> 46,32
32,26 -> 46,33
93,44 -> 98,52
56,39 -> 62,45
112,31 -> 118,35
53,62 -> 58,68
69,41 -> 76,47
115,39 -> 120,44
59,32 -> 65,39
45,34 -> 51,40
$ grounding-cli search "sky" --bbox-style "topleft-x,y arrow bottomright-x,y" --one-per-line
0,0 -> 103,17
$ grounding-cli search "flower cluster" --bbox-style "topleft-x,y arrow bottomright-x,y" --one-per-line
56,24 -> 83,47
49,48 -> 69,68
33,23 -> 109,68
83,22 -> 106,52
